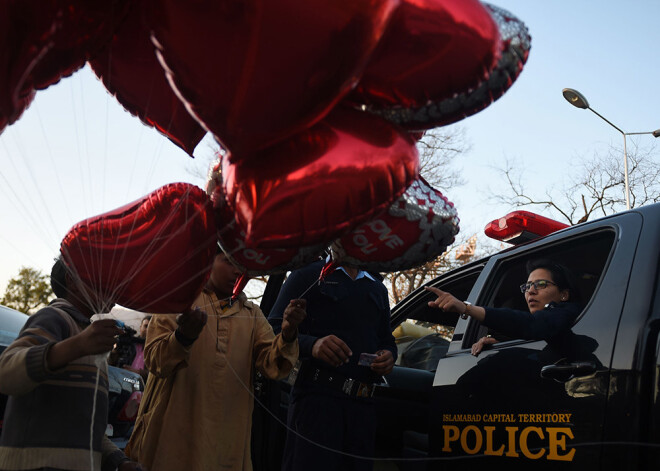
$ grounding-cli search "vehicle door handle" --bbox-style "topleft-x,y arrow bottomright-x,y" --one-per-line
540,361 -> 597,383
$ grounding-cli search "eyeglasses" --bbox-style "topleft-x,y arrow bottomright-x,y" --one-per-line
520,280 -> 557,293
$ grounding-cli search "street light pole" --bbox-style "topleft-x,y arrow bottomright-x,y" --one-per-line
562,88 -> 660,210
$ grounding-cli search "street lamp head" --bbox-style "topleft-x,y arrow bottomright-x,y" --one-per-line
653,129 -> 660,138
562,88 -> 590,109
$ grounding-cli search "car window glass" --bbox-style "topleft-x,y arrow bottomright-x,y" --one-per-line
392,269 -> 482,371
0,305 -> 29,348
472,229 -> 616,345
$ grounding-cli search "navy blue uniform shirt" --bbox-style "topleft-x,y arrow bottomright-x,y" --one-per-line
269,260 -> 397,385
483,301 -> 582,341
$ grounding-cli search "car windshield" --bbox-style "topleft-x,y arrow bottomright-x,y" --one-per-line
0,305 -> 28,347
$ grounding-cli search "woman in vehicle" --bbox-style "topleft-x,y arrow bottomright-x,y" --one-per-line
425,259 -> 581,355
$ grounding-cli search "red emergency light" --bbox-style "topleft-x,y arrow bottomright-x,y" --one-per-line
484,211 -> 569,244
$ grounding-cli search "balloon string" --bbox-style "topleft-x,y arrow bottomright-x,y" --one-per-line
90,362 -> 101,470
106,187 -> 216,310
266,279 -> 318,322
61,186 -> 214,314
0,133 -> 61,247
297,278 -> 319,299
186,309 -> 386,462
101,185 -> 197,302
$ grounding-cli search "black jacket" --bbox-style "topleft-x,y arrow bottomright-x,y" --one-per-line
483,301 -> 582,341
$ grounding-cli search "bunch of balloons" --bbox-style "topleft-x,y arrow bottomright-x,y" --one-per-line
7,0 -> 530,309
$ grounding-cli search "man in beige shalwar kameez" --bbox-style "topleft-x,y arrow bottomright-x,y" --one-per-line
125,252 -> 305,471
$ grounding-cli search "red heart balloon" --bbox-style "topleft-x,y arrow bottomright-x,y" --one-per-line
349,2 -> 531,130
207,160 -> 325,276
221,106 -> 420,249
348,0 -> 500,109
332,176 -> 459,272
0,89 -> 35,135
61,182 -> 216,313
89,6 -> 206,156
149,0 -> 399,155
0,0 -> 53,129
0,0 -> 130,132
231,272 -> 250,302
29,1 -> 131,90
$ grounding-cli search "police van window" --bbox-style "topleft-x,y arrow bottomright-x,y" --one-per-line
391,267 -> 483,371
472,229 -> 616,345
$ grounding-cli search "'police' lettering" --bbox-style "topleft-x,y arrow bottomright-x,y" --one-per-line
442,425 -> 459,452
441,425 -> 576,462
460,426 -> 482,455
520,427 -> 545,459
484,426 -> 504,456
546,427 -> 575,461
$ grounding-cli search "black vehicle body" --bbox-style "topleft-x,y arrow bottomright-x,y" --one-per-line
253,202 -> 660,470
0,304 -> 144,441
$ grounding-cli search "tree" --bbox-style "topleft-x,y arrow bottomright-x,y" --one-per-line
415,127 -> 469,190
1,267 -> 54,314
384,127 -> 486,304
491,142 -> 660,225
387,234 -> 469,305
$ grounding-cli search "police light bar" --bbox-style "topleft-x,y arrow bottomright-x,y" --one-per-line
484,211 -> 569,244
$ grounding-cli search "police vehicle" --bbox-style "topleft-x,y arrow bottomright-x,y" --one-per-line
254,202 -> 660,470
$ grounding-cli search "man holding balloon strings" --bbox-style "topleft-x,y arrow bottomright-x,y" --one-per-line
125,244 -> 306,471
269,250 -> 397,471
0,257 -> 146,471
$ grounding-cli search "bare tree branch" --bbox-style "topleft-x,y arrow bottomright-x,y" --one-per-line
490,142 -> 660,225
382,126 -> 479,303
417,127 -> 470,190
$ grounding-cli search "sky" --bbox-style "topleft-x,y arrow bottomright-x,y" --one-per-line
1,0 -> 660,298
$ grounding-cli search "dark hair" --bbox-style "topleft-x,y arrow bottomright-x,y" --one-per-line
50,257 -> 68,298
525,258 -> 580,303
142,316 -> 152,323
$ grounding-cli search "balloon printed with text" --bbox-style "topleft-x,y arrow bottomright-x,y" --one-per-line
332,176 -> 460,272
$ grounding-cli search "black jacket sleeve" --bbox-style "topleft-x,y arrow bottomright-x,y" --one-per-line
482,302 -> 581,341
268,266 -> 321,358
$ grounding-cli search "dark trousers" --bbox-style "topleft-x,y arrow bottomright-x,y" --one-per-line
282,391 -> 376,471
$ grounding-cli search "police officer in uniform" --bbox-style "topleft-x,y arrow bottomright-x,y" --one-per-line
269,257 -> 396,471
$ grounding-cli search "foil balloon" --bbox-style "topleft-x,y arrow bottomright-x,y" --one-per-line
332,176 -> 460,272
347,0 -> 501,110
61,182 -> 217,313
28,0 -> 131,91
0,90 -> 35,135
296,259 -> 340,299
231,272 -> 250,302
0,0 -> 53,131
207,159 -> 325,276
221,106 -> 420,249
351,2 -> 531,131
149,0 -> 399,155
0,0 -> 130,130
89,6 -> 206,156
409,131 -> 425,142
319,259 -> 339,282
